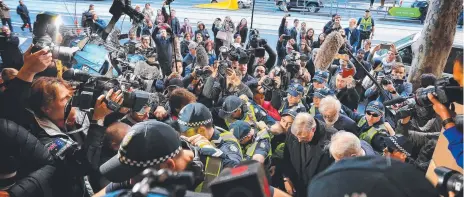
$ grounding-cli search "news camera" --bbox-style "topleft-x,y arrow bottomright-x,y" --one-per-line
384,77 -> 461,120
32,12 -> 79,63
247,29 -> 266,58
262,66 -> 289,91
434,166 -> 463,197
63,69 -> 156,113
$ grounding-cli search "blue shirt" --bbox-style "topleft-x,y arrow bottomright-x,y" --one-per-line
443,126 -> 463,168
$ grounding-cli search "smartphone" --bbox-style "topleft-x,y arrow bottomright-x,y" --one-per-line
283,35 -> 291,40
380,43 -> 391,50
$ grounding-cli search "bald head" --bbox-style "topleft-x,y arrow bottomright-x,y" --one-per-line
328,131 -> 363,161
106,122 -> 131,151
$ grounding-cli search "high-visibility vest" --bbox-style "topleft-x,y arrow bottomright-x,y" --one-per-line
309,105 -> 316,116
279,101 -> 303,114
225,104 -> 257,127
195,132 -> 242,193
357,117 -> 387,144
360,17 -> 373,32
244,129 -> 272,159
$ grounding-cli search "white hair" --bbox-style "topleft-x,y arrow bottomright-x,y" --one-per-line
328,131 -> 362,161
349,18 -> 357,23
318,96 -> 341,114
291,113 -> 316,136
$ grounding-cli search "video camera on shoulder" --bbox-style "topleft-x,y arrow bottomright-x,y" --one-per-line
434,166 -> 463,197
63,69 -> 155,113
248,29 -> 266,58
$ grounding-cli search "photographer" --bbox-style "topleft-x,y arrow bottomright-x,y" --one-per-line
365,63 -> 412,102
247,38 -> 277,73
81,4 -> 94,27
367,44 -> 402,75
219,95 -> 275,128
151,23 -> 174,76
202,66 -> 253,104
0,26 -> 23,71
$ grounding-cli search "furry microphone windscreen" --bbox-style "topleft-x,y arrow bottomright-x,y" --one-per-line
195,45 -> 209,68
315,31 -> 344,70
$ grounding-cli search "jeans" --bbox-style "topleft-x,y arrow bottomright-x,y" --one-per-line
20,16 -> 32,31
1,18 -> 13,32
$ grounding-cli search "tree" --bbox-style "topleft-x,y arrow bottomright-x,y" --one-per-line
408,0 -> 462,89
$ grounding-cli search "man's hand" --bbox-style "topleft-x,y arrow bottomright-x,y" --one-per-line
346,76 -> 355,89
384,84 -> 396,93
428,93 -> 452,120
284,178 -> 295,195
0,191 -> 9,197
390,44 -> 397,54
153,106 -> 168,120
373,44 -> 381,52
93,89 -> 123,121
279,34 -> 285,42
188,134 -> 213,148
274,76 -> 282,88
17,45 -> 52,82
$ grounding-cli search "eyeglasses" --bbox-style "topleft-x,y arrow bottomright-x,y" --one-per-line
366,111 -> 380,117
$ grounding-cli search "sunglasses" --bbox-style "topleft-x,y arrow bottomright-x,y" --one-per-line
366,111 -> 380,117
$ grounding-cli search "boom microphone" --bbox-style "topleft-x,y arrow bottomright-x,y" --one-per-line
383,97 -> 408,106
195,45 -> 209,68
315,31 -> 344,70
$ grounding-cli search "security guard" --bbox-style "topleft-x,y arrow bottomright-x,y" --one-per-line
219,95 -> 275,128
357,10 -> 375,47
229,120 -> 272,164
309,88 -> 334,116
345,101 -> 389,153
275,83 -> 307,114
177,103 -> 243,193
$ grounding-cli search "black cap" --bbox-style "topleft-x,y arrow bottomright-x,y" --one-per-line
308,156 -> 439,197
385,135 -> 412,157
365,9 -> 370,12
219,96 -> 243,119
100,121 -> 182,182
178,103 -> 213,132
281,109 -> 297,118
166,78 -> 183,89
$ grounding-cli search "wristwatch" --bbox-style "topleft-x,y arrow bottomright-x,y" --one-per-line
442,118 -> 454,127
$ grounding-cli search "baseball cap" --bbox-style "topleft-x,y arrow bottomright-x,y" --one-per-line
219,96 -> 244,119
177,103 -> 213,132
385,135 -> 412,157
365,9 -> 371,12
308,156 -> 439,197
313,71 -> 329,84
313,88 -> 334,98
286,83 -> 304,97
281,109 -> 297,118
229,121 -> 252,140
100,121 -> 182,182
166,78 -> 183,89
366,101 -> 385,116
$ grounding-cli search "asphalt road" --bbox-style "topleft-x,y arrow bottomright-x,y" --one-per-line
1,0 -> 462,53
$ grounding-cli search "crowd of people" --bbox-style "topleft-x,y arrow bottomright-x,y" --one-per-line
0,1 -> 463,197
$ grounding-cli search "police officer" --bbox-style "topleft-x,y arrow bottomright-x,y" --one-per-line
177,103 -> 242,193
309,87 -> 334,116
219,95 -> 275,128
357,10 -> 375,48
345,101 -> 389,152
229,120 -> 271,164
272,83 -> 307,114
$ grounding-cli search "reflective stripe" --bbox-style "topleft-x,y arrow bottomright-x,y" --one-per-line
219,132 -> 244,159
225,104 -> 257,127
357,118 -> 386,144
273,143 -> 285,159
245,130 -> 271,158
360,17 -> 372,32
309,105 -> 315,115
195,156 -> 222,193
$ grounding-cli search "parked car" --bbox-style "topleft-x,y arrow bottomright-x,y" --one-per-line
275,0 -> 323,13
239,0 -> 252,8
373,33 -> 463,76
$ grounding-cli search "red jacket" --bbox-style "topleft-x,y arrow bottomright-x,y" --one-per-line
261,101 -> 281,121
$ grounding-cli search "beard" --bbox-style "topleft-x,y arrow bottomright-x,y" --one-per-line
324,114 -> 339,127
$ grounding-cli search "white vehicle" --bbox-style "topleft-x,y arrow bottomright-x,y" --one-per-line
238,0 -> 252,8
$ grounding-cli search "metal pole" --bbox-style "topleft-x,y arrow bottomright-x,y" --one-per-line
250,0 -> 256,29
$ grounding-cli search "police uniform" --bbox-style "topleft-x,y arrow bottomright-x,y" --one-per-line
278,83 -> 307,114
229,121 -> 272,163
309,88 -> 334,116
219,95 -> 275,128
358,11 -> 374,41
178,103 -> 243,193
355,101 -> 389,152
